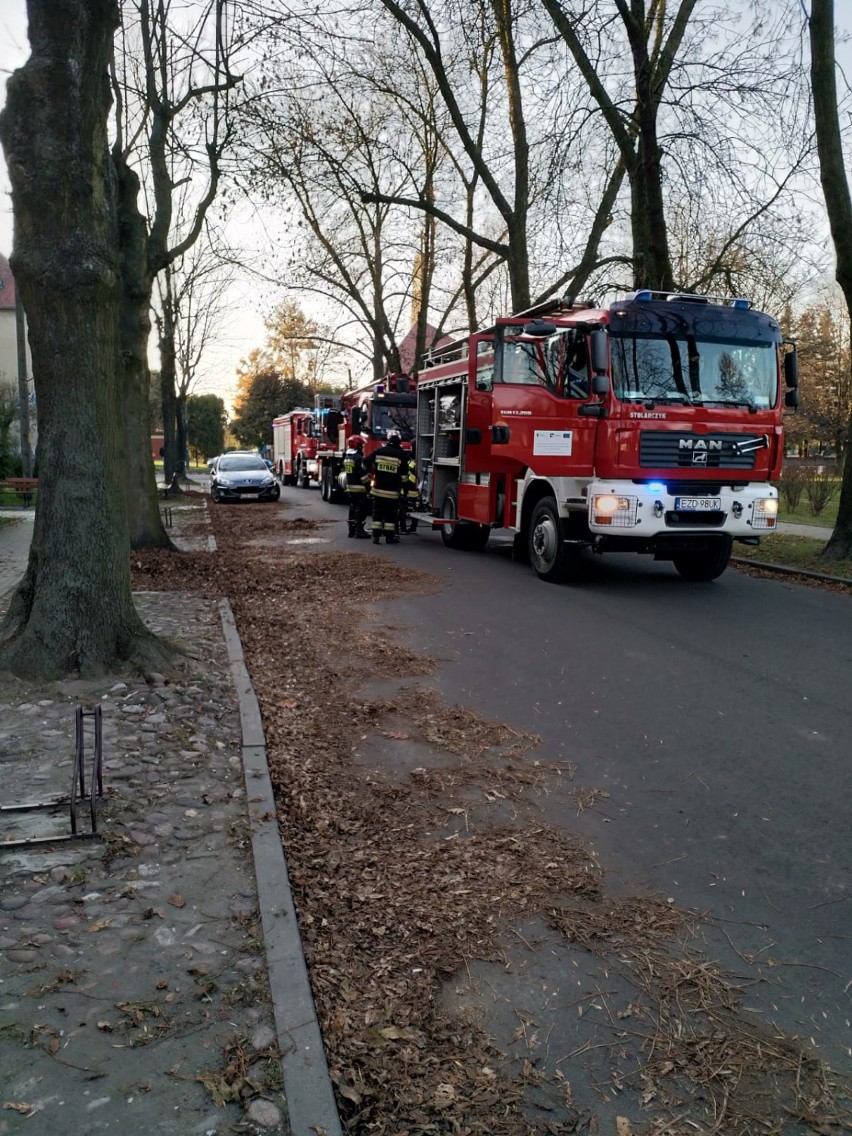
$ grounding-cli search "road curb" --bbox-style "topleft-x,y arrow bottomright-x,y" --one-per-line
219,597 -> 343,1136
731,556 -> 852,585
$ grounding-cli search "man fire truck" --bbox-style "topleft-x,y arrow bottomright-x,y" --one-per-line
315,375 -> 416,501
412,289 -> 798,582
272,379 -> 417,499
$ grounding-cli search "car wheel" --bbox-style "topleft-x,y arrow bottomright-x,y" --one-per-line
528,497 -> 581,582
269,483 -> 281,502
211,485 -> 222,504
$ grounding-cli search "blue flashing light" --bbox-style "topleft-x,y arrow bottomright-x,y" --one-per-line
732,298 -> 751,310
648,482 -> 665,494
634,289 -> 653,301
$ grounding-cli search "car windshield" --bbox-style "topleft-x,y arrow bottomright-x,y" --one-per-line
218,455 -> 267,472
610,334 -> 777,408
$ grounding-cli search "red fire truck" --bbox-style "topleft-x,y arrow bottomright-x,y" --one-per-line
271,396 -> 343,488
272,380 -> 417,498
412,289 -> 798,581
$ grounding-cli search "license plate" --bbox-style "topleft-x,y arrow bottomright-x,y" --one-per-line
675,497 -> 721,511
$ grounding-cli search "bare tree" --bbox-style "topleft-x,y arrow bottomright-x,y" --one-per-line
112,0 -> 240,545
154,232 -> 233,477
809,0 -> 852,559
0,0 -> 169,678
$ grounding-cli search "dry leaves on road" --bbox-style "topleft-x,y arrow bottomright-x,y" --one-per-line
130,497 -> 851,1136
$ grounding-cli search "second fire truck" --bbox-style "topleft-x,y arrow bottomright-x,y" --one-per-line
411,289 -> 798,582
271,378 -> 417,500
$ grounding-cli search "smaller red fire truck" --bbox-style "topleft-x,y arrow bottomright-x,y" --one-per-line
271,396 -> 343,488
411,289 -> 798,582
272,379 -> 417,499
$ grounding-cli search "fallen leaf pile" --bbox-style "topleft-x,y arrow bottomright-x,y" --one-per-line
130,497 -> 851,1135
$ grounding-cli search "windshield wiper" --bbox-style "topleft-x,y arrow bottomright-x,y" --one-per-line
627,394 -> 695,407
693,397 -> 758,413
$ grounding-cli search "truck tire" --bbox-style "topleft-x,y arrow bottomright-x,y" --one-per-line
672,537 -> 732,581
439,486 -> 490,551
296,456 -> 309,489
321,465 -> 332,501
528,497 -> 581,583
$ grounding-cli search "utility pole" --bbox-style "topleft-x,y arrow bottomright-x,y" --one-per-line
15,288 -> 32,477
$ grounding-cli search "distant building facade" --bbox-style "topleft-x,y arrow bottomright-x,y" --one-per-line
0,253 -> 34,462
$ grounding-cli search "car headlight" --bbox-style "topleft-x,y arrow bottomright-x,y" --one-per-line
752,497 -> 778,529
262,476 -> 274,486
217,477 -> 232,487
591,494 -> 638,527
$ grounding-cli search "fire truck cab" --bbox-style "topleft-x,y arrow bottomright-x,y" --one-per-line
414,290 -> 798,582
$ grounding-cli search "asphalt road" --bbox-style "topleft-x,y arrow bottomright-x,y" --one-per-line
272,479 -> 852,1094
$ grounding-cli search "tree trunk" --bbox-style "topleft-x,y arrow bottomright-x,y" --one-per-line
158,267 -> 179,482
625,12 -> 675,291
176,391 -> 189,478
810,0 -> 852,559
114,153 -> 173,547
0,0 -> 170,680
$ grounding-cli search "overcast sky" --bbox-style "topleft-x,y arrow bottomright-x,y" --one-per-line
0,0 -> 266,411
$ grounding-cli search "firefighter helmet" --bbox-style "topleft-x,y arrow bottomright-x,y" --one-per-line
387,430 -> 402,443
347,434 -> 363,448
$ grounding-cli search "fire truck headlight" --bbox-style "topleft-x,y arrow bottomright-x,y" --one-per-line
752,497 -> 778,529
592,494 -> 638,527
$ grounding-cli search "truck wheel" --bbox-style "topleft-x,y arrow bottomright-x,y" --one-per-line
321,465 -> 331,501
439,486 -> 489,550
672,537 -> 732,581
528,497 -> 580,583
296,457 -> 309,489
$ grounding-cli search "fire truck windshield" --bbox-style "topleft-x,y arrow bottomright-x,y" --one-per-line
610,334 -> 778,410
371,401 -> 415,440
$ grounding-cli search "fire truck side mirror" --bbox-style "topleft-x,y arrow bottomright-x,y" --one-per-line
591,373 -> 609,395
784,349 -> 798,388
784,388 -> 799,409
350,406 -> 363,433
590,329 -> 609,376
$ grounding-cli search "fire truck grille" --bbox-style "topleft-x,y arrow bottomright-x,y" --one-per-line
639,432 -> 759,469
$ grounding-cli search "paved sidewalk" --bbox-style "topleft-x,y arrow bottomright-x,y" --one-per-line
776,519 -> 835,540
0,509 -> 34,600
0,502 -> 341,1135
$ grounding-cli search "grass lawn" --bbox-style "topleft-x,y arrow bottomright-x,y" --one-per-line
777,497 -> 839,527
734,532 -> 852,579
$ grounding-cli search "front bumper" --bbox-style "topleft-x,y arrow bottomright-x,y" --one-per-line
214,481 -> 279,501
585,480 -> 778,539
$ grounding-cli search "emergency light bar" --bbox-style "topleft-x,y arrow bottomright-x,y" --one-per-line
625,289 -> 751,310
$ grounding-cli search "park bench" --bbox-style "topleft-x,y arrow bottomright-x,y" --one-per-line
159,472 -> 181,498
1,477 -> 39,507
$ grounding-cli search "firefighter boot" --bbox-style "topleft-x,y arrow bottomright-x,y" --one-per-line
347,524 -> 356,538
386,533 -> 400,544
354,528 -> 370,539
371,533 -> 382,544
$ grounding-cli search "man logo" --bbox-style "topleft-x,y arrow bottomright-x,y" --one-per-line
679,438 -> 722,451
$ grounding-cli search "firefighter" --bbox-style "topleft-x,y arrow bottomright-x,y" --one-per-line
343,434 -> 371,538
365,429 -> 408,543
398,447 -> 419,534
